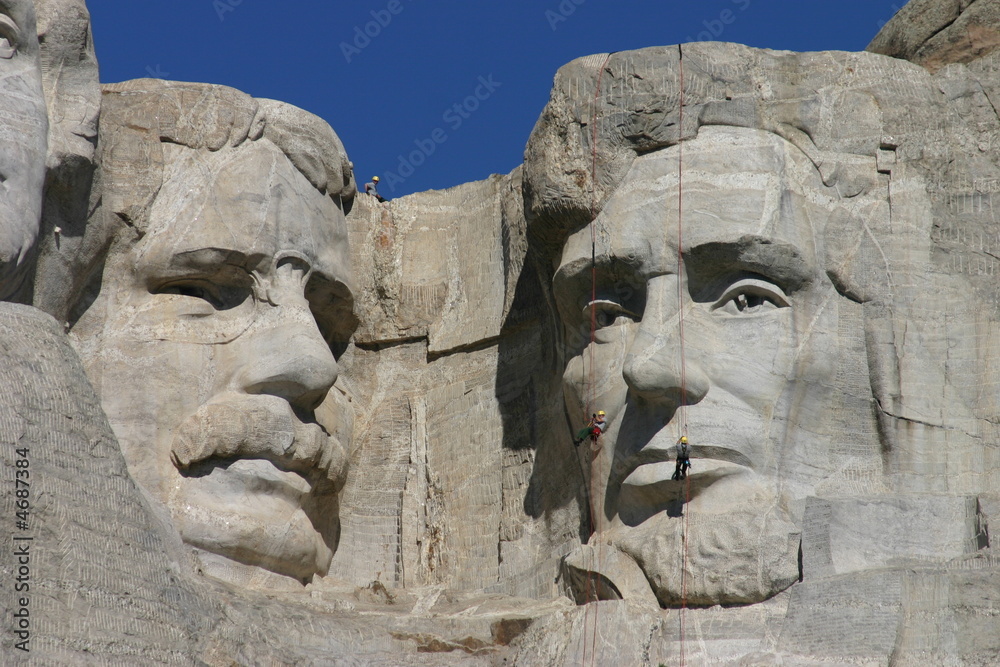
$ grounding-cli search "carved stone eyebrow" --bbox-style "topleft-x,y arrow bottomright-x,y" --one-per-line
684,235 -> 816,298
165,248 -> 263,274
554,253 -> 647,325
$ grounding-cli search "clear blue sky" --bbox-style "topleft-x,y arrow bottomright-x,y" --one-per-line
89,0 -> 908,198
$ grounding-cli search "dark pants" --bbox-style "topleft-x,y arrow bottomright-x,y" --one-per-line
672,456 -> 690,480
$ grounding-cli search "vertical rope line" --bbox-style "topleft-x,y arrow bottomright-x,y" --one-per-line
580,52 -> 613,667
676,43 -> 691,667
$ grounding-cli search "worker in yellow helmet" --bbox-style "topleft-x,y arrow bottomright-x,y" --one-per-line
364,175 -> 387,202
573,410 -> 607,447
672,435 -> 691,480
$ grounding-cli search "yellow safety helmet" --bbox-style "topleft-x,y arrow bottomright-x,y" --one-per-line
680,436 -> 688,444
597,410 -> 606,417
372,176 -> 380,182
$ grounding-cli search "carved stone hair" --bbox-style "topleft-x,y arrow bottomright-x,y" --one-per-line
44,79 -> 356,324
522,42 -> 955,272
98,79 -> 356,233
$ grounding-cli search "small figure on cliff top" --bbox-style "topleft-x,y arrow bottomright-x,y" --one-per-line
365,175 -> 387,202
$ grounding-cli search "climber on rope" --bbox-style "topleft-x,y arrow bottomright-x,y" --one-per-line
573,410 -> 607,447
672,435 -> 691,481
365,175 -> 387,202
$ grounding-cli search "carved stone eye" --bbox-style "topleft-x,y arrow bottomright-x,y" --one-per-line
585,299 -> 639,329
712,279 -> 790,316
0,16 -> 19,59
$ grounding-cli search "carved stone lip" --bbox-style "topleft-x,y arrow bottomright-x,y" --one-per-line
620,442 -> 753,487
170,393 -> 342,487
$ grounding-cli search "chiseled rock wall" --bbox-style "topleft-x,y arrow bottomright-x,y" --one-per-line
509,35 -> 1000,664
0,303 -> 214,663
5,0 -> 1000,665
332,173 -> 584,598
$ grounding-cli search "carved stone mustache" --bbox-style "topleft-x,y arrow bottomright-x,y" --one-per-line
169,393 -> 347,486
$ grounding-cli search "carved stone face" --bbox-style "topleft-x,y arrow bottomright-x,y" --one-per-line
74,140 -> 354,584
0,0 -> 46,289
554,127 -> 879,606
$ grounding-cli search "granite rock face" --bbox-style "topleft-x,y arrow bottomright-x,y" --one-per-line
0,0 -> 48,301
869,0 -> 1000,71
519,37 -> 1000,662
4,0 -> 1000,664
332,174 -> 584,598
64,79 -> 358,587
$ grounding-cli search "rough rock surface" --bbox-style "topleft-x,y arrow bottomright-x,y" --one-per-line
868,0 -> 1000,71
0,303 -> 214,662
516,36 -> 1000,663
332,174 -> 583,597
4,0 -> 1000,665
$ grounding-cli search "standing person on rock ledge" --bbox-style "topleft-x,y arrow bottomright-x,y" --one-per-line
365,175 -> 387,202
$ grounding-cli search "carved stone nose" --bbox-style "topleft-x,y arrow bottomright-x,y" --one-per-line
622,275 -> 709,408
241,328 -> 339,412
623,326 -> 710,408
231,295 -> 339,412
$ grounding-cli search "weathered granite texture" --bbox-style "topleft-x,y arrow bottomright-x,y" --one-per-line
331,173 -> 583,598
62,79 -> 359,587
515,34 -> 1000,664
0,303 -> 216,662
0,0 -> 100,304
0,0 -> 47,301
4,0 -> 1000,664
869,0 -> 1000,71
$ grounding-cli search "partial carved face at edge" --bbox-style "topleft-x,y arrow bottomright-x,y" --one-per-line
554,127 -> 881,606
74,141 -> 355,585
0,0 -> 46,292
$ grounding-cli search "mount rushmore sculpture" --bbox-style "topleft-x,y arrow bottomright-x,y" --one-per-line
3,0 -> 1000,664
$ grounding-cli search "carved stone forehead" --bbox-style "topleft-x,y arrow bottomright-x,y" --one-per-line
560,127 -> 829,276
134,141 -> 352,290
524,42 -> 942,264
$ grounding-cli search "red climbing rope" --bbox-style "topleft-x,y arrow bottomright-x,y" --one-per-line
579,52 -> 613,667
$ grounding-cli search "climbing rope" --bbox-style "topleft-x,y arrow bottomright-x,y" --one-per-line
579,51 -> 613,667
579,46 -> 692,665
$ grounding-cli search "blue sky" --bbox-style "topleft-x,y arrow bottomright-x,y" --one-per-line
90,0 -> 908,198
